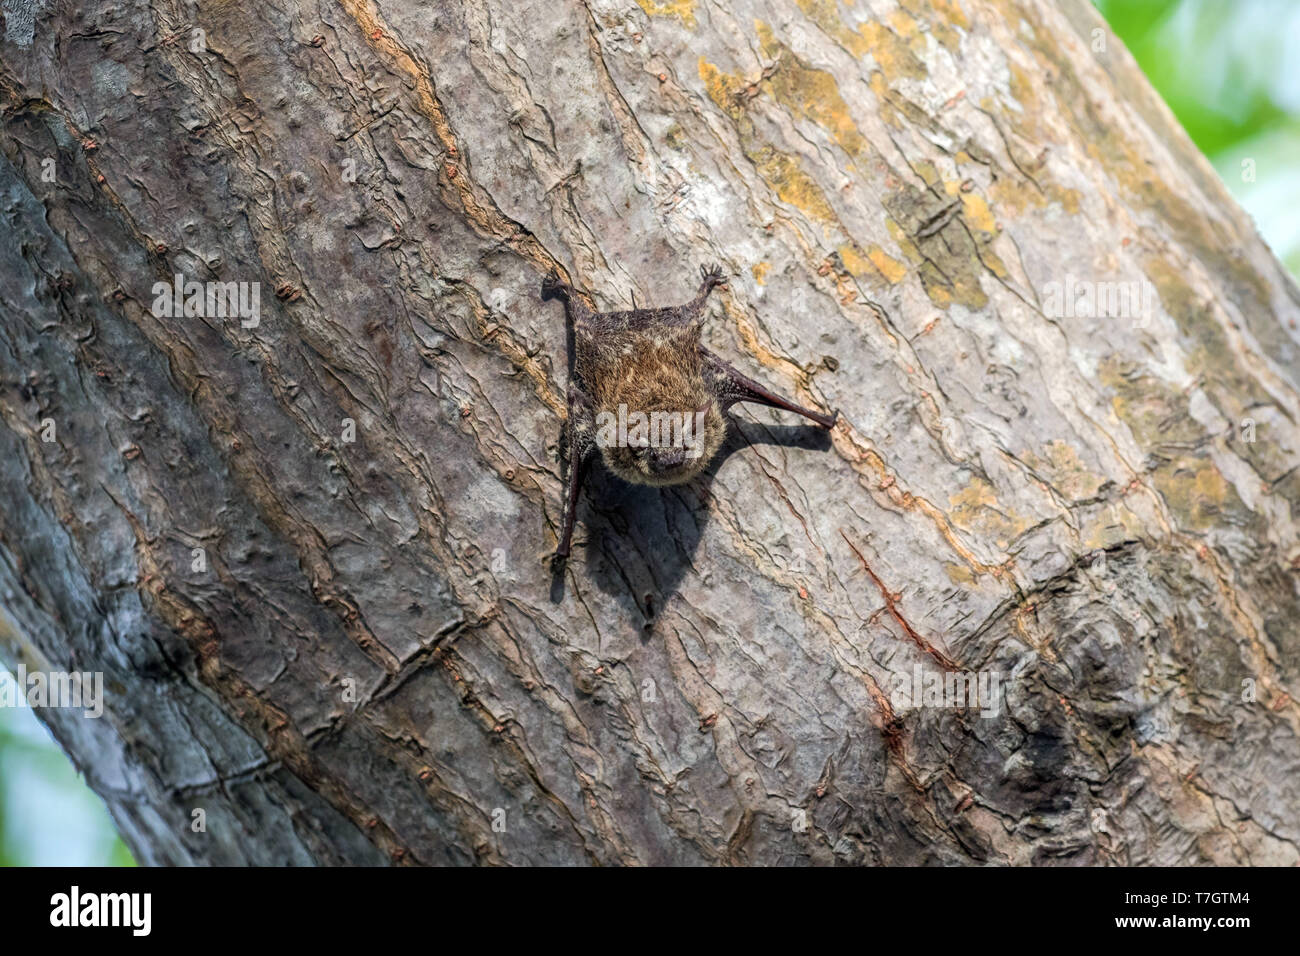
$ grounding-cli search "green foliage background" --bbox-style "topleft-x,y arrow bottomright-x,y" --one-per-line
1094,0 -> 1300,276
0,702 -> 134,866
0,0 -> 1296,867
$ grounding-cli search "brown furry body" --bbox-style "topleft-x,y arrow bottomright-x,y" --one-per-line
544,264 -> 837,559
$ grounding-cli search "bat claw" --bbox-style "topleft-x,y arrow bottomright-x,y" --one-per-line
699,263 -> 727,293
541,267 -> 567,302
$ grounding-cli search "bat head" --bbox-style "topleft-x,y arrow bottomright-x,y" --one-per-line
599,399 -> 726,487
592,333 -> 728,487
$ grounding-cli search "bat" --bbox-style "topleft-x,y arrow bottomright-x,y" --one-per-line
543,264 -> 838,561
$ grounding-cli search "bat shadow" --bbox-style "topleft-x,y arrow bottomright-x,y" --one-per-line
548,418 -> 834,634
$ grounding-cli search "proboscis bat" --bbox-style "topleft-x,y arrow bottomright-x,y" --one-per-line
543,264 -> 838,561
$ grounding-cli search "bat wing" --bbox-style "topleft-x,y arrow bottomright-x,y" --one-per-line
701,347 -> 838,429
554,383 -> 597,561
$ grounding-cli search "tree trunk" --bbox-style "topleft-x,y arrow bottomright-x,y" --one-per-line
2,0 -> 1298,866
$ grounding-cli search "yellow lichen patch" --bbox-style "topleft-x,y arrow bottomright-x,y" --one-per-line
886,218 -> 923,263
988,175 -> 1080,219
698,57 -> 748,120
885,193 -> 990,310
921,258 -> 987,309
911,158 -> 942,189
1080,502 -> 1146,551
799,0 -> 955,62
635,0 -> 696,28
882,168 -> 1002,307
1024,440 -> 1107,501
887,8 -> 921,39
949,477 -> 1031,548
1007,61 -> 1044,126
944,562 -> 977,586
751,261 -> 771,284
1139,258 -> 1291,514
1098,355 -> 1203,447
960,192 -> 997,234
796,0 -> 871,57
923,278 -> 954,308
858,19 -> 928,81
755,22 -> 871,161
751,146 -> 837,225
892,0 -> 965,51
928,18 -> 963,54
987,177 -> 1039,218
1147,256 -> 1296,504
869,72 -> 907,129
1143,255 -> 1197,317
840,242 -> 907,285
981,246 -> 1010,280
699,55 -> 839,227
837,243 -> 870,278
867,245 -> 908,283
1055,186 -> 1081,214
925,0 -> 970,30
1151,459 -> 1236,534
1142,257 -> 1267,410
1097,355 -> 1261,535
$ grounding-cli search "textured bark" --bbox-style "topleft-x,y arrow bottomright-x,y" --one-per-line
1,0 -> 1298,866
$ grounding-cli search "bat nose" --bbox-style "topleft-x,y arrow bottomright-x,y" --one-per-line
648,447 -> 687,473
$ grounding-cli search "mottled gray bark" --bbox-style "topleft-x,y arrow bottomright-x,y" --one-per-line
1,0 -> 1298,865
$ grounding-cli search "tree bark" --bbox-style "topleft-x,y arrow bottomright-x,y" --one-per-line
2,0 -> 1298,866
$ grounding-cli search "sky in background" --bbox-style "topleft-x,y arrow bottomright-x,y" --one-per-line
1,0 -> 1297,867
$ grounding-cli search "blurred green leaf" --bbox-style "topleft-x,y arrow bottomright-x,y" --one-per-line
1094,0 -> 1300,275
